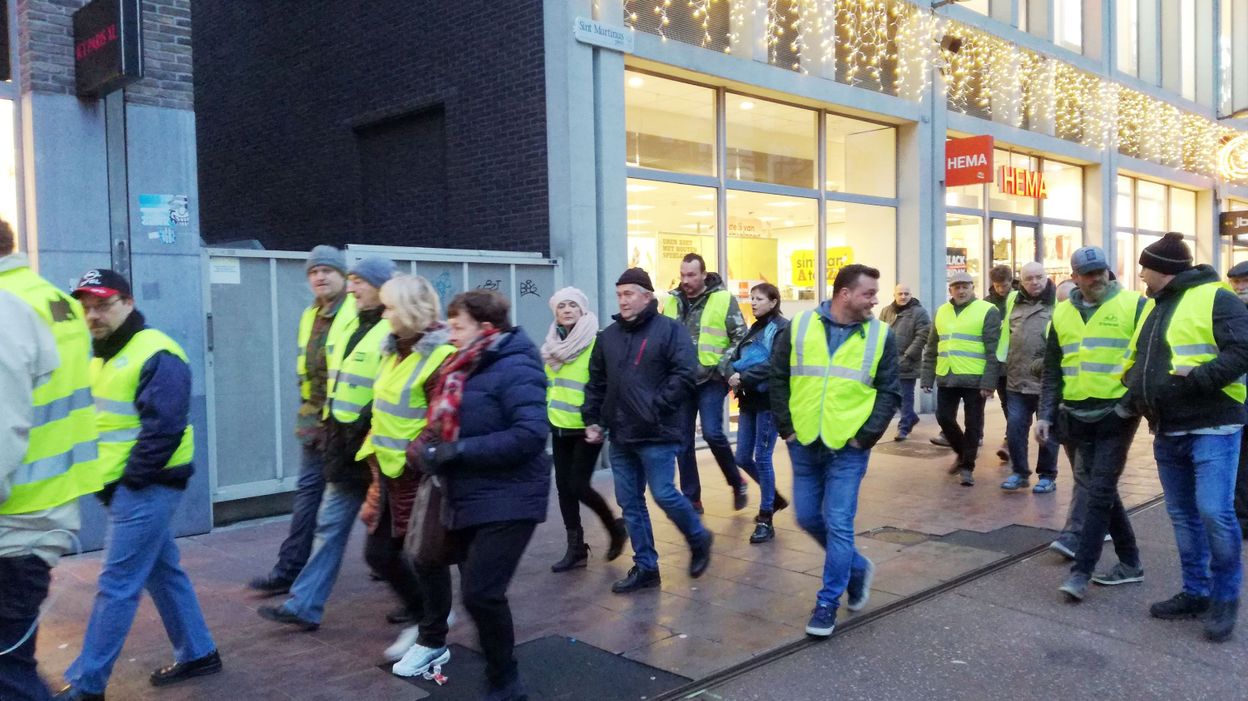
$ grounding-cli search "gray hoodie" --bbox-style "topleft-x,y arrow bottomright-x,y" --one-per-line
0,253 -> 82,566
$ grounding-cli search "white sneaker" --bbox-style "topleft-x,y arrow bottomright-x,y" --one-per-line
391,643 -> 450,678
384,626 -> 420,662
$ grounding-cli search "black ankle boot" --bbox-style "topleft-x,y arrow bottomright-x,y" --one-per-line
551,528 -> 589,572
750,512 -> 775,544
605,517 -> 627,562
1206,599 -> 1239,643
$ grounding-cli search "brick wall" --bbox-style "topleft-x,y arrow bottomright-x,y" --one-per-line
17,0 -> 193,110
192,1 -> 550,254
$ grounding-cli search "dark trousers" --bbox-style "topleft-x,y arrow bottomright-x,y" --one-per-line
272,444 -> 327,582
0,555 -> 52,701
996,377 -> 1009,438
1236,429 -> 1248,535
677,381 -> 743,501
453,520 -> 537,691
363,480 -> 451,649
551,432 -> 615,533
1064,412 -> 1142,576
935,386 -> 986,471
1005,391 -> 1058,479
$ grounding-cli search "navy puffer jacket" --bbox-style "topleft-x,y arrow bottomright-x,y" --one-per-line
444,329 -> 552,530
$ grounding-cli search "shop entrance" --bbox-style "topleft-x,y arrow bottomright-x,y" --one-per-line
990,218 -> 1038,274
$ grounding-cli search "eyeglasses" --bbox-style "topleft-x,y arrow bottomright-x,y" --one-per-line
81,297 -> 124,316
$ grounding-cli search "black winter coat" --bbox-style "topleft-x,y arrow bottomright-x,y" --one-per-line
583,300 -> 697,445
443,329 -> 551,530
878,299 -> 931,380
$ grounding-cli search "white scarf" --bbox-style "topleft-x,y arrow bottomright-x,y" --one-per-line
542,313 -> 599,372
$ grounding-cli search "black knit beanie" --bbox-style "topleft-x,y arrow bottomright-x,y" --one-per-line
1139,232 -> 1193,275
616,267 -> 654,291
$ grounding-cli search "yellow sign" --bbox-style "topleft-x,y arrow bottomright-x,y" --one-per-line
790,247 -> 854,286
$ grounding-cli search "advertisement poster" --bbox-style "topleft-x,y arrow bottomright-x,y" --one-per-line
789,247 -> 854,286
946,247 -> 968,274
656,233 -> 716,292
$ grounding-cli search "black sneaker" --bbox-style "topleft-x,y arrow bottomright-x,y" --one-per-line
150,649 -> 222,687
689,531 -> 713,578
247,574 -> 292,596
1205,599 -> 1238,642
749,521 -> 774,544
773,493 -> 790,513
733,484 -> 749,511
806,604 -> 836,637
1091,562 -> 1144,586
1149,592 -> 1211,620
1059,572 -> 1090,602
258,605 -> 320,630
611,566 -> 661,594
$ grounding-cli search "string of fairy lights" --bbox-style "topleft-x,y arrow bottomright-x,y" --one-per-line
618,0 -> 1248,185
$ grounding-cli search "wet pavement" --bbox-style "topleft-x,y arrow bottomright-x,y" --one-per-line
33,406 -> 1165,699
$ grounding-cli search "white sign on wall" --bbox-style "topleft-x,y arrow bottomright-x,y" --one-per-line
573,17 -> 634,53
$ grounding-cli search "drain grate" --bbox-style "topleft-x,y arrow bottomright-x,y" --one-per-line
859,526 -> 931,545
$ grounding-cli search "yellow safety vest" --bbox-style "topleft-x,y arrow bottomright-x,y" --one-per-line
546,339 -> 594,429
296,298 -> 358,401
1146,282 -> 1248,403
788,311 -> 890,449
934,299 -> 994,376
995,290 -> 1019,362
0,265 -> 100,514
1051,290 -> 1142,401
92,329 -> 195,485
357,343 -> 455,478
663,290 -> 731,367
325,317 -> 390,423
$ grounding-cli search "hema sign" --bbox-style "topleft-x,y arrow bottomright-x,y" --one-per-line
73,0 -> 142,98
945,135 -> 993,187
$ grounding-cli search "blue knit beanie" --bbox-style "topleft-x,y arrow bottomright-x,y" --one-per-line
348,256 -> 396,289
306,245 -> 347,275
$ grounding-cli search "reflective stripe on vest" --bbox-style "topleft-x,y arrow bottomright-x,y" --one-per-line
546,339 -> 594,429
0,265 -> 101,515
359,343 -> 456,478
788,311 -> 889,449
1166,282 -> 1247,403
296,298 -> 358,402
326,321 -> 390,423
934,299 -> 993,377
996,290 -> 1019,362
1051,290 -> 1142,402
663,290 -> 732,367
91,329 -> 195,485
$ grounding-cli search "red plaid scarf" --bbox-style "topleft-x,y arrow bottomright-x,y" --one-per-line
425,328 -> 500,443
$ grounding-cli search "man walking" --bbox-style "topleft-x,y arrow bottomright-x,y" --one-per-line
1034,247 -> 1147,602
1126,233 -> 1248,642
879,283 -> 930,441
662,253 -> 748,512
249,245 -> 356,595
1000,262 -> 1059,493
987,264 -> 1018,463
921,272 -> 1001,486
1227,261 -> 1248,537
771,264 -> 900,636
0,222 -> 100,701
584,268 -> 713,593
58,269 -> 220,699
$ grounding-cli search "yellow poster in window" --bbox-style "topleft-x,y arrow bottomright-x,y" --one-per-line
657,233 -> 715,292
789,247 -> 854,286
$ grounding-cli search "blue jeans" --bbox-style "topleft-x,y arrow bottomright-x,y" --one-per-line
610,441 -> 708,572
677,381 -> 743,501
1154,432 -> 1245,601
282,483 -> 365,624
272,444 -> 327,582
735,408 -> 777,512
787,440 -> 871,609
66,485 -> 216,694
898,378 -> 920,434
1005,391 -> 1058,479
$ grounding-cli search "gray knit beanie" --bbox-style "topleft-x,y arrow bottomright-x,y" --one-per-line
306,245 -> 347,275
348,256 -> 397,289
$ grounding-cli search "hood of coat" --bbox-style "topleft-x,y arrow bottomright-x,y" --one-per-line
479,327 -> 539,368
1151,264 -> 1220,302
0,252 -> 29,274
382,323 -> 451,356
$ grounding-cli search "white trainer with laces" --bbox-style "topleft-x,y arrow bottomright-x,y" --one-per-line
392,643 -> 451,678
384,626 -> 419,662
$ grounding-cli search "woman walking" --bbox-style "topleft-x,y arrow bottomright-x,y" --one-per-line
727,283 -> 789,543
352,275 -> 456,669
542,287 -> 627,572
412,290 -> 550,701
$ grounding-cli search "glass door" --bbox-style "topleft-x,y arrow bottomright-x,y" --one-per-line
991,219 -> 1038,276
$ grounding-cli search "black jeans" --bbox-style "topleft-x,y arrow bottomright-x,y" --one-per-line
453,519 -> 537,691
551,431 -> 615,533
272,444 -> 327,582
0,554 -> 52,701
935,386 -> 986,471
1236,429 -> 1248,535
363,481 -> 451,649
1063,412 -> 1142,576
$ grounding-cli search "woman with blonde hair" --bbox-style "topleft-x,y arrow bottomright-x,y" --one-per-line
542,287 -> 626,571
353,274 -> 457,673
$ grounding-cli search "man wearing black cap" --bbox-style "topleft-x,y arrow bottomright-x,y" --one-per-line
1227,260 -> 1248,538
583,268 -> 713,593
57,270 -> 220,699
1127,233 -> 1248,642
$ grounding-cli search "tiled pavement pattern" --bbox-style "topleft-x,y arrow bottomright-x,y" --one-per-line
34,407 -> 1163,699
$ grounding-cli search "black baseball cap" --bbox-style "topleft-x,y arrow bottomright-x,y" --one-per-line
71,268 -> 132,299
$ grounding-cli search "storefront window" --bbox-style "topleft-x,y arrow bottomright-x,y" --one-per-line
825,203 -> 897,299
989,150 -> 1039,216
946,183 -> 983,210
1169,187 -> 1197,237
946,213 -> 984,285
1116,176 -> 1134,229
726,191 -> 819,323
625,179 -> 719,294
991,219 -> 1036,274
1041,224 -> 1081,282
625,71 -> 715,176
726,94 -> 816,188
825,115 -> 895,197
1042,159 -> 1083,222
0,101 -> 16,234
1116,231 -> 1135,285
1053,0 -> 1082,53
1116,175 -> 1200,291
1135,180 -> 1167,231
